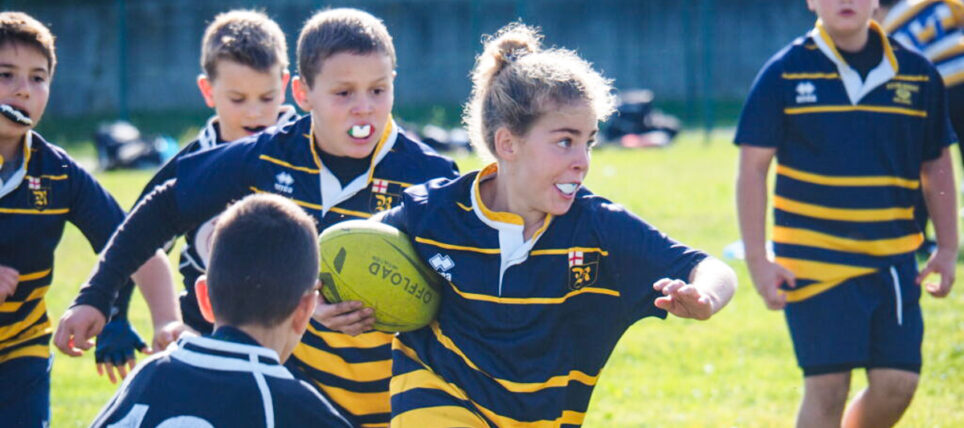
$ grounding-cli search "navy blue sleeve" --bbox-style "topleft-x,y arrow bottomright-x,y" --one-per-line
73,140 -> 262,318
134,141 -> 201,209
734,53 -> 786,148
109,141 -> 204,320
72,180 -> 192,318
64,159 -> 127,253
172,140 -> 259,221
922,67 -> 957,161
595,202 -> 708,324
379,183 -> 431,235
63,159 -> 139,319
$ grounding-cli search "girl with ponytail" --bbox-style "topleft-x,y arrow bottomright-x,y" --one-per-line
373,22 -> 737,426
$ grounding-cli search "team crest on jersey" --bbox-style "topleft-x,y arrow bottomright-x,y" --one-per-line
27,176 -> 49,210
568,250 -> 599,290
274,172 -> 295,194
370,178 -> 401,212
795,81 -> 817,104
429,253 -> 454,281
886,82 -> 918,106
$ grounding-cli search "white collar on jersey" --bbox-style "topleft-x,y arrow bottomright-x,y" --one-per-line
810,20 -> 899,105
470,163 -> 553,295
316,116 -> 399,216
0,131 -> 33,200
197,104 -> 300,150
169,334 -> 292,378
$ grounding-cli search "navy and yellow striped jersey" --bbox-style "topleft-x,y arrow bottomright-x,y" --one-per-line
91,327 -> 352,428
0,131 -> 130,364
380,165 -> 707,427
882,0 -> 964,87
73,114 -> 458,427
734,21 -> 957,302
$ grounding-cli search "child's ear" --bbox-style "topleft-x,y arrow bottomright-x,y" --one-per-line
291,281 -> 320,335
197,75 -> 216,108
280,70 -> 292,103
494,127 -> 518,161
195,276 -> 216,324
291,76 -> 312,112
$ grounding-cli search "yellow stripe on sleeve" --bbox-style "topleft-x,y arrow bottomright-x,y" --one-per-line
329,207 -> 372,218
772,226 -> 923,256
414,237 -> 501,254
776,165 -> 920,189
248,187 -> 323,210
773,195 -> 915,222
258,155 -> 320,174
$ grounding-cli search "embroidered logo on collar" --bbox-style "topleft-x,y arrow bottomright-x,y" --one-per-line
568,250 -> 599,290
429,253 -> 454,281
886,82 -> 918,106
795,81 -> 817,104
27,176 -> 48,210
274,172 -> 295,194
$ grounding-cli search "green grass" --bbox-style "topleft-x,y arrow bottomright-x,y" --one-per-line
45,132 -> 963,426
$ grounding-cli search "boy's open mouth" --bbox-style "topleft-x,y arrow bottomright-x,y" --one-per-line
0,104 -> 32,127
243,125 -> 267,134
348,124 -> 373,139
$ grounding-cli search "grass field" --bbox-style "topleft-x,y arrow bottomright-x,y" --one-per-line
45,131 -> 963,426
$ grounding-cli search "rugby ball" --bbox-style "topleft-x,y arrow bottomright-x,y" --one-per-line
318,220 -> 442,332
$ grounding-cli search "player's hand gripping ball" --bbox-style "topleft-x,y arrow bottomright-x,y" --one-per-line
318,220 -> 442,332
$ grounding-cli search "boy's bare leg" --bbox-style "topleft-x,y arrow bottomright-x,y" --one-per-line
842,369 -> 918,428
797,372 -> 850,428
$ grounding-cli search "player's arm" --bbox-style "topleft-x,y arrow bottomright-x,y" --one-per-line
736,145 -> 795,310
918,147 -> 958,297
653,257 -> 736,320
94,144 -> 194,381
105,144 -> 190,323
56,179 -> 192,357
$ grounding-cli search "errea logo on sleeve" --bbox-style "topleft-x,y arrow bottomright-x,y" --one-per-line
274,172 -> 295,194
795,81 -> 817,104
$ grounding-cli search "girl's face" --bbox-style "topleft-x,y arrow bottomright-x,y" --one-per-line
501,101 -> 598,220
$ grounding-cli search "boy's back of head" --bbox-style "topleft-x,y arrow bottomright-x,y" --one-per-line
297,8 -> 396,87
207,193 -> 318,328
201,9 -> 288,80
0,11 -> 56,75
